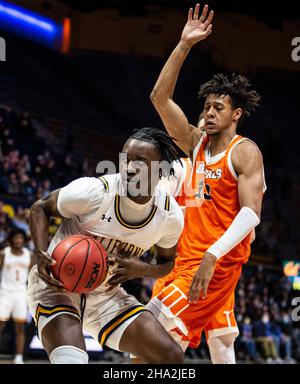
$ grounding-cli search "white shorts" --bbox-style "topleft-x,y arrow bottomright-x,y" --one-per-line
27,265 -> 145,351
0,289 -> 28,322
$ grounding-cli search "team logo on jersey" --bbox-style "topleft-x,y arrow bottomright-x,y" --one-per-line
97,237 -> 145,258
205,169 -> 222,179
196,163 -> 205,174
101,214 -> 112,222
181,161 -> 205,207
194,180 -> 212,201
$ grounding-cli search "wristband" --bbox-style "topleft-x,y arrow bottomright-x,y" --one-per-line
207,207 -> 260,259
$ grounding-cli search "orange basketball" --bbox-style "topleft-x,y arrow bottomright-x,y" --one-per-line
51,235 -> 108,293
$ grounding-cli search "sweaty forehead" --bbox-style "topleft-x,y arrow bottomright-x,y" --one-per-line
123,138 -> 162,160
205,94 -> 232,106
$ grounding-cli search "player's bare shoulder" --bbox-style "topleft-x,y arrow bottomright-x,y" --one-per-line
231,139 -> 263,176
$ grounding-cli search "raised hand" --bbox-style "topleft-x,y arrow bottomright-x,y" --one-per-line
181,3 -> 214,47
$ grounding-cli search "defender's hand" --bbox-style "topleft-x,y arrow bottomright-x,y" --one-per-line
188,252 -> 217,303
37,251 -> 64,289
181,3 -> 214,47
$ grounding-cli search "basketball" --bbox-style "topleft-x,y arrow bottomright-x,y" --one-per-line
51,235 -> 108,293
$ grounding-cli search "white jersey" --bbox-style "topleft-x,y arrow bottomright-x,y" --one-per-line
48,174 -> 184,292
158,159 -> 190,198
0,246 -> 31,292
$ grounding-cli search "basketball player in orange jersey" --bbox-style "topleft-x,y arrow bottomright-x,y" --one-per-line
0,229 -> 35,364
158,116 -> 257,363
148,3 -> 266,363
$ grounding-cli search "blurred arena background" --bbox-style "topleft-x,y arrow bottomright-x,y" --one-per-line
0,0 -> 300,364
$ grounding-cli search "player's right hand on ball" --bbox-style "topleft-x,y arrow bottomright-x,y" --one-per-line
37,250 -> 64,289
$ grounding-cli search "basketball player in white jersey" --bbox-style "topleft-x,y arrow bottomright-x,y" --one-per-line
0,229 -> 35,364
27,127 -> 185,364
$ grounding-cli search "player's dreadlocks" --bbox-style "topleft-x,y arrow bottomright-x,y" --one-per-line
129,127 -> 182,177
198,73 -> 261,120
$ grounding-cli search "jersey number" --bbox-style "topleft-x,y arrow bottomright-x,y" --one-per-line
204,183 -> 212,200
195,181 -> 212,201
15,270 -> 20,282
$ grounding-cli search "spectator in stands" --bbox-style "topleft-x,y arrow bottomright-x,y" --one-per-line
63,153 -> 79,182
2,138 -> 15,156
0,105 -> 16,128
18,111 -> 34,134
41,180 -> 51,198
0,201 -> 12,245
20,154 -> 31,174
11,206 -> 30,237
19,174 -> 33,198
292,327 -> 300,362
32,165 -> 43,186
43,157 -> 56,181
0,227 -> 6,245
7,173 -> 20,195
239,317 -> 258,362
269,313 -> 283,362
277,311 -> 294,362
253,312 -> 278,362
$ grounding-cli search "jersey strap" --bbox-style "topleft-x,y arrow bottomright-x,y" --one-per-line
164,194 -> 170,211
98,176 -> 109,192
80,175 -> 115,230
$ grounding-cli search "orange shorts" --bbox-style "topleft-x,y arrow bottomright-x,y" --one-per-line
147,261 -> 241,349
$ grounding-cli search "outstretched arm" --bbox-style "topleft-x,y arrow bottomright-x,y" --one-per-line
150,3 -> 214,157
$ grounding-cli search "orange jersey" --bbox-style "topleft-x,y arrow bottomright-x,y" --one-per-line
175,134 -> 254,272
